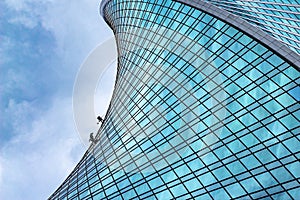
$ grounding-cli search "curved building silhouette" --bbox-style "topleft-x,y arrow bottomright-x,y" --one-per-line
49,0 -> 300,199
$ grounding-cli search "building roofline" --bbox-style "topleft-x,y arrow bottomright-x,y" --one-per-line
100,0 -> 300,71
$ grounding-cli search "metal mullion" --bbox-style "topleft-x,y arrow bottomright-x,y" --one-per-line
183,12 -> 209,43
123,3 -> 132,26
145,0 -> 163,26
166,139 -> 298,199
113,48 -> 176,112
107,124 -> 298,199
183,16 -> 217,49
118,31 -> 142,60
170,7 -> 191,35
112,135 -> 160,199
96,1 -> 300,198
97,136 -> 127,200
136,2 -> 148,27
113,108 -> 150,149
119,67 -> 147,104
153,3 -> 174,28
165,63 -> 224,115
125,134 -> 180,200
239,170 -> 299,198
112,108 -> 180,162
246,144 -> 298,199
258,26 -> 300,46
123,26 -> 172,77
120,22 -> 200,83
140,0 -> 156,29
207,94 -> 297,155
221,119 -> 279,199
110,111 -> 157,168
128,18 -> 156,50
162,114 -> 219,199
113,159 -> 162,199
186,24 -> 235,67
238,13 -> 300,38
119,21 -> 149,55
136,1 -> 152,28
127,1 -> 141,28
82,157 -> 93,199
210,0 -> 300,24
134,2 -> 146,29
150,1 -> 168,26
146,59 -> 238,139
105,114 -> 148,167
101,123 -> 157,199
112,66 -> 138,99
110,64 -> 144,105
193,148 -> 300,198
255,114 -> 299,174
229,122 -> 299,170
121,67 -> 162,112
189,52 -> 274,121
192,111 -> 252,199
172,101 -> 299,180
239,1 -> 300,16
218,4 -> 300,32
211,0 -> 300,8
94,113 -> 161,179
93,133 -> 123,168
198,30 -> 245,69
105,141 -> 146,200
198,101 -> 299,167
103,117 -> 182,180
238,179 -> 297,199
117,26 -> 173,91
209,0 -> 299,13
117,104 -> 177,155
178,11 -> 203,40
122,16 -> 141,42
91,150 -> 118,182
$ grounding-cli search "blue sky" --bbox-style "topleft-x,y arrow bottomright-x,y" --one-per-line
0,0 -> 113,199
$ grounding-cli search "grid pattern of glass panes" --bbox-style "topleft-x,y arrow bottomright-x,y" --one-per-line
49,0 -> 300,199
204,0 -> 300,54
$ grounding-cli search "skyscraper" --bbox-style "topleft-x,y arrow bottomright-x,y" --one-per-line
49,0 -> 300,199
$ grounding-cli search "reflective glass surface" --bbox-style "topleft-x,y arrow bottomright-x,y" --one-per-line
205,0 -> 300,54
50,0 -> 300,199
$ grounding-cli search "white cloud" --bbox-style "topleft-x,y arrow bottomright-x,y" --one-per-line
4,98 -> 37,135
1,0 -> 116,199
3,0 -> 113,74
94,60 -> 117,116
0,36 -> 14,66
42,0 -> 113,73
4,0 -> 43,28
4,0 -> 27,11
0,159 -> 2,185
0,97 -> 85,200
8,15 -> 37,29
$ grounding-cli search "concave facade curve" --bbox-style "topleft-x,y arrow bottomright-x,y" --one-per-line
49,0 -> 300,199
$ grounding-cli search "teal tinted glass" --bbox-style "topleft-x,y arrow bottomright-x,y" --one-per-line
50,0 -> 300,199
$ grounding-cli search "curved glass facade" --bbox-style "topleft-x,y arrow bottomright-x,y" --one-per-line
50,0 -> 300,199
203,0 -> 300,54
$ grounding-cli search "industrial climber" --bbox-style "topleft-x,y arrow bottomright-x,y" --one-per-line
89,132 -> 97,144
97,116 -> 104,124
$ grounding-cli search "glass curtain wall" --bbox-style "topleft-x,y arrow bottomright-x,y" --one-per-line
49,0 -> 300,199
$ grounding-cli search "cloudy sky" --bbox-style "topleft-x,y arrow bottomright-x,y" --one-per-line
0,0 -> 114,199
